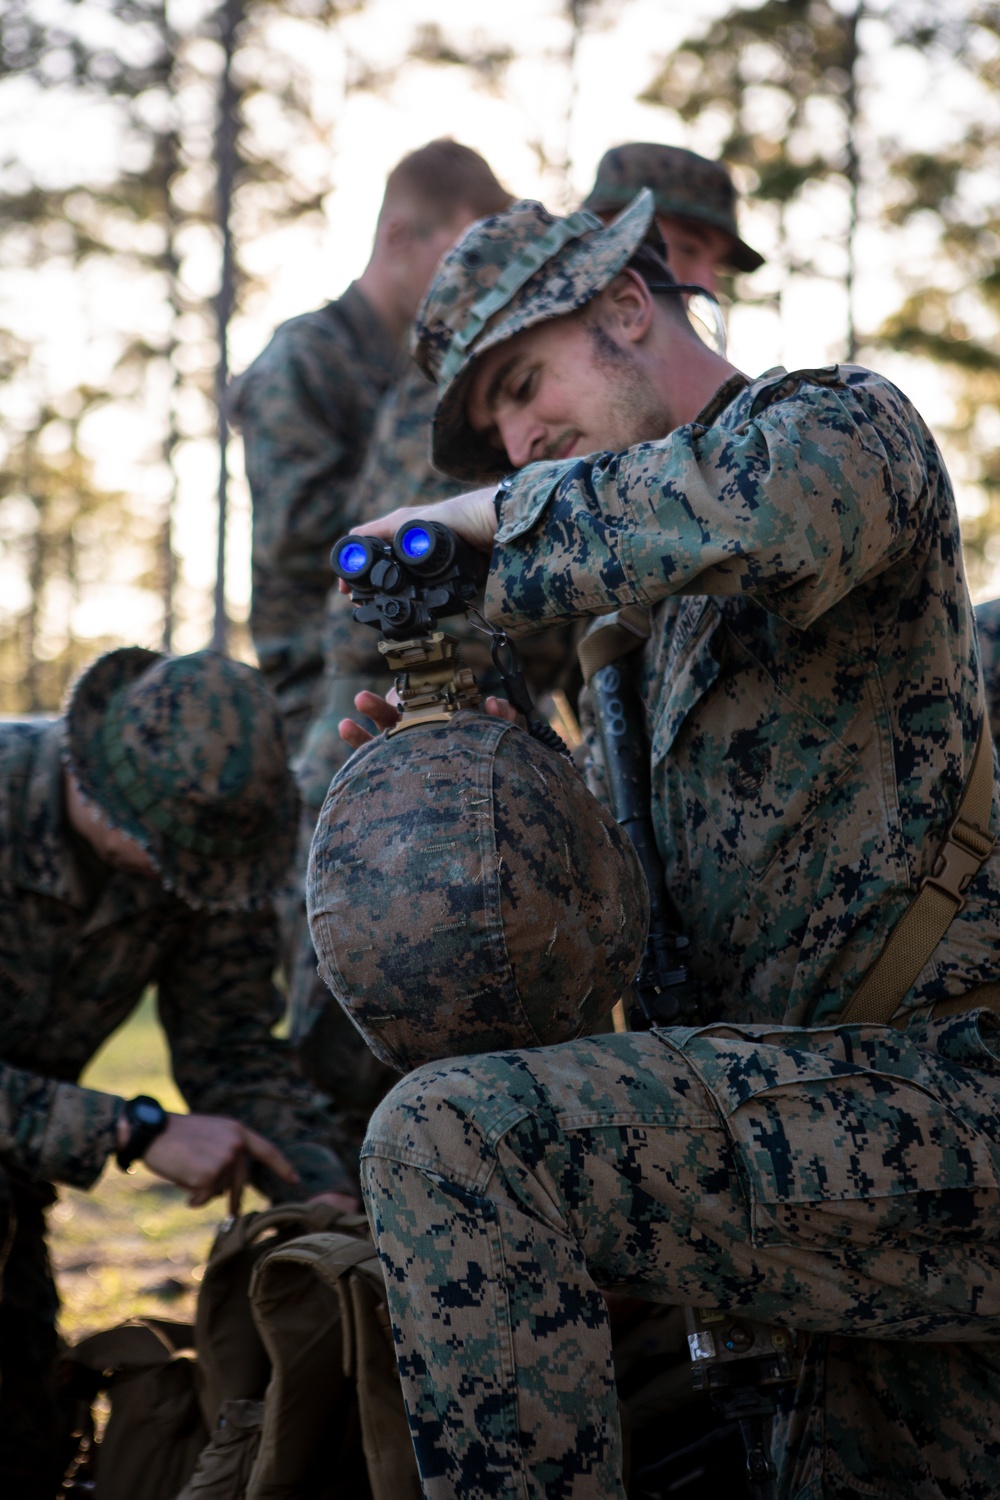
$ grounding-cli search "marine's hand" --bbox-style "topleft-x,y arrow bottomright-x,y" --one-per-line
337,489 -> 498,597
339,690 -> 519,752
339,689 -> 401,752
140,1113 -> 300,1212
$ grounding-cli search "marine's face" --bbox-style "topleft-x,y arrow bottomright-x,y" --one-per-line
466,307 -> 670,471
655,213 -> 734,295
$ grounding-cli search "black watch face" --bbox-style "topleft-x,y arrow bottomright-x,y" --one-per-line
134,1100 -> 163,1125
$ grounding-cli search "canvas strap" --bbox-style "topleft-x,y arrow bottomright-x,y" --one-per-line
577,605 -> 652,684
579,615 -> 998,1028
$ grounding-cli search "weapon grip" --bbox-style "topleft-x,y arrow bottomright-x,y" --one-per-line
589,659 -> 695,1025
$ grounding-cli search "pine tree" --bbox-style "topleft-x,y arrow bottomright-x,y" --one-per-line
0,0 -> 362,703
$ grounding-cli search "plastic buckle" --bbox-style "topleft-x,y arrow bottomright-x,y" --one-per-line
919,815 -> 996,912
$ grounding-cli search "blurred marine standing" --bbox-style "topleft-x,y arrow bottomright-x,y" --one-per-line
231,139 -> 513,755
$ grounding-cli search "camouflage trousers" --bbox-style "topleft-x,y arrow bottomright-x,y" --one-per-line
361,1015 -> 1000,1500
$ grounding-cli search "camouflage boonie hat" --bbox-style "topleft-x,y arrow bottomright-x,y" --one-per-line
413,189 -> 657,483
66,648 -> 298,912
306,712 -> 648,1073
582,143 -> 764,274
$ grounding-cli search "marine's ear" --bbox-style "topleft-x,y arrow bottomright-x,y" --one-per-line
594,268 -> 655,347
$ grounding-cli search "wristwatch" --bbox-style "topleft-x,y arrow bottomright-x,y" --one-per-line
115,1094 -> 168,1172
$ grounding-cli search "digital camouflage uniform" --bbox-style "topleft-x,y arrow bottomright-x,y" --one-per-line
975,596 -> 1000,745
230,284 -> 404,752
352,197 -> 1000,1500
0,650 -> 350,1495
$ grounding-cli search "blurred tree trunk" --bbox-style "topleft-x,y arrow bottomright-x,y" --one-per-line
212,0 -> 242,656
0,0 -> 362,704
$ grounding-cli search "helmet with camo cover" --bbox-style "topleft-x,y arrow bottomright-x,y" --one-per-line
66,647 -> 297,911
306,711 -> 648,1073
412,189 -> 659,484
582,143 -> 763,273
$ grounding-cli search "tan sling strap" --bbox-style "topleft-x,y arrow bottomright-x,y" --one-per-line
577,604 -> 652,685
843,718 -> 997,1026
577,611 -> 999,1029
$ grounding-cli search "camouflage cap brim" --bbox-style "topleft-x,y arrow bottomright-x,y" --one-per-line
66,648 -> 298,913
580,142 -> 764,274
418,190 -> 657,484
583,185 -> 764,274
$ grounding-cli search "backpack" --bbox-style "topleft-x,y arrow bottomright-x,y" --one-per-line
62,1204 -> 420,1500
244,1230 -> 419,1500
61,1317 -> 208,1500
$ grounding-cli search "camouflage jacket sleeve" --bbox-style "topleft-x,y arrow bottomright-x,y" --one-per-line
156,905 -> 354,1200
0,1058 -> 121,1189
485,367 -> 930,634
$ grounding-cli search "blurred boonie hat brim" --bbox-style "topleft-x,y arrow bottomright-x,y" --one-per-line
581,142 -> 764,275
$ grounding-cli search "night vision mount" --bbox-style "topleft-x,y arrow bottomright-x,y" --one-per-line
331,520 -> 488,733
332,519 -> 568,756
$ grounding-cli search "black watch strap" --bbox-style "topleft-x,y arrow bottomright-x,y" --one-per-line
116,1094 -> 168,1172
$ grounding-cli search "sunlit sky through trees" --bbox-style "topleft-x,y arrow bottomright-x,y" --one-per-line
1,0 -> 998,686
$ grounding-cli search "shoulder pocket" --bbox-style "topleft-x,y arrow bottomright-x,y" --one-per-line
650,605 -> 857,878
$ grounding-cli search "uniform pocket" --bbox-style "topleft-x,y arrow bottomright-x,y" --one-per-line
655,1024 -> 1000,1252
650,607 -> 857,878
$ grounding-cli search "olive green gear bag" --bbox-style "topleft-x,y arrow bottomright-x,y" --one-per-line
61,1202 -> 419,1500
173,1398 -> 264,1500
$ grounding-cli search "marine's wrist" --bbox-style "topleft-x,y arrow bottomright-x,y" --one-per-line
115,1094 -> 169,1172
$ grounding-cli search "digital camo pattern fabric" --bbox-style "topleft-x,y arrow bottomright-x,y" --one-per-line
67,647 -> 298,913
230,284 -> 404,750
0,719 -> 352,1199
363,1016 -> 1000,1500
487,364 -> 1000,1028
306,712 -> 646,1072
289,363 -> 579,1108
975,595 -> 1000,745
361,362 -> 1000,1499
413,192 -> 656,483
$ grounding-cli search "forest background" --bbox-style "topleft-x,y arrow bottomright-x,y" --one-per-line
1,0 -> 999,711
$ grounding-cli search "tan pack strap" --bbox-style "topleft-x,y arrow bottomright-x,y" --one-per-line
844,720 -> 997,1026
577,605 -> 652,685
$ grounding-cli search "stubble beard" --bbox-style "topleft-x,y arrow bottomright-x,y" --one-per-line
585,320 -> 676,447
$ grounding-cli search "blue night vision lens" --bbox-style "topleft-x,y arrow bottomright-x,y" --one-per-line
400,526 -> 432,560
338,541 -> 369,575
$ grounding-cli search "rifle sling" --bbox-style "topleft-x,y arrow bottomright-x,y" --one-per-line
578,614 -> 998,1029
843,717 -> 996,1025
